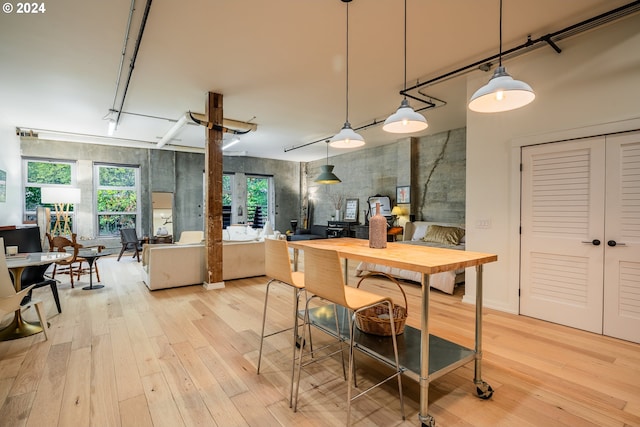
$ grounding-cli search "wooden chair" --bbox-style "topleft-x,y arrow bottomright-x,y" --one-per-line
293,246 -> 405,425
0,238 -> 49,340
117,228 -> 143,262
46,233 -> 102,288
257,239 -> 307,407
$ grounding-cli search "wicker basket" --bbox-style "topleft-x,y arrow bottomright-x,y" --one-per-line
355,273 -> 408,336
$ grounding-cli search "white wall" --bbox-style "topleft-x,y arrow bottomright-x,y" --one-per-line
0,128 -> 23,226
465,14 -> 640,313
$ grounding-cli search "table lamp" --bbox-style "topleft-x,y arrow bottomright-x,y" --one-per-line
391,206 -> 404,226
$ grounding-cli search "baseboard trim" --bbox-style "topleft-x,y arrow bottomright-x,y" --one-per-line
203,281 -> 225,290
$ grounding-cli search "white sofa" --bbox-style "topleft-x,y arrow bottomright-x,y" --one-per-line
141,239 -> 266,290
356,221 -> 466,294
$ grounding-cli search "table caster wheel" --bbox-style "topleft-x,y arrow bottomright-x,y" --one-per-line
475,381 -> 494,399
420,414 -> 436,427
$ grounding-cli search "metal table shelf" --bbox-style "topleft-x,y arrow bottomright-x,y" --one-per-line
304,305 -> 475,383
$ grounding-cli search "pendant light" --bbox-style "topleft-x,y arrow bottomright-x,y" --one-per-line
330,0 -> 365,149
383,0 -> 428,134
468,0 -> 535,113
315,141 -> 342,184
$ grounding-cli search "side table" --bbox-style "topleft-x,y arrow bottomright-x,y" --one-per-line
148,235 -> 173,244
77,249 -> 112,290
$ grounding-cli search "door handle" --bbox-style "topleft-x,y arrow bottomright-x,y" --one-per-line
607,240 -> 626,247
581,239 -> 601,246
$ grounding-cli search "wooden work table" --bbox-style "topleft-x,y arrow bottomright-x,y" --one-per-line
288,237 -> 498,427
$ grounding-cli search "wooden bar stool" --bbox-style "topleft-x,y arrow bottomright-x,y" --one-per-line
293,245 -> 405,425
257,238 -> 307,407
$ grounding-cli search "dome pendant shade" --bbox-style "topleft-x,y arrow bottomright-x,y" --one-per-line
315,164 -> 342,184
469,66 -> 535,113
383,98 -> 428,133
329,122 -> 365,148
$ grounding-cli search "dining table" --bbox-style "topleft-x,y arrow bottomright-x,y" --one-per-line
288,237 -> 498,427
1,252 -> 71,341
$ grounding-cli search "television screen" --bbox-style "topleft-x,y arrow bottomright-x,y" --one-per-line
368,196 -> 392,216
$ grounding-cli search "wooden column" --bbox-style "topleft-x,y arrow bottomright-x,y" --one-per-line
204,92 -> 224,288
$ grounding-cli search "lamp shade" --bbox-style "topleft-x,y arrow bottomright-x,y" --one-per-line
468,66 -> 535,113
391,206 -> 404,216
329,122 -> 365,148
383,99 -> 428,133
41,187 -> 81,204
315,165 -> 341,184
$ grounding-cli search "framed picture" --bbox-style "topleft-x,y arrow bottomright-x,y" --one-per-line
344,198 -> 359,222
396,186 -> 410,204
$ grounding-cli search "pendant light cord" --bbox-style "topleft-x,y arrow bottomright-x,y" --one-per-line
499,0 -> 503,67
403,0 -> 407,96
345,1 -> 350,124
326,140 -> 329,165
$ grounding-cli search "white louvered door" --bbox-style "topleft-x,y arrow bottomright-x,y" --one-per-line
521,132 -> 640,343
520,138 -> 606,333
603,132 -> 640,343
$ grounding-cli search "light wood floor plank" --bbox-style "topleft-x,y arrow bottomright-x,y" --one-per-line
141,371 -> 185,427
109,317 -> 145,402
58,346 -> 91,427
119,394 -> 154,427
25,342 -> 71,427
91,334 -> 121,427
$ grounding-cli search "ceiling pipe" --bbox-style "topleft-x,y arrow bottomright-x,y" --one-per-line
402,0 -> 640,100
115,0 -> 153,126
19,127 -> 205,154
157,113 -> 188,148
109,0 -> 136,129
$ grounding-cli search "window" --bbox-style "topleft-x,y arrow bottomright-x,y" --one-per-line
222,174 -> 233,227
220,173 -> 273,227
23,158 -> 75,225
95,164 -> 140,236
246,175 -> 272,228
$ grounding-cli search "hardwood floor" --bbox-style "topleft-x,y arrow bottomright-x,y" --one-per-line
1,255 -> 639,426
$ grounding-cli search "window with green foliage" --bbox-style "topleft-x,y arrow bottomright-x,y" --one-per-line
95,164 -> 140,236
222,174 -> 233,227
246,175 -> 270,228
222,174 -> 232,206
22,158 -> 75,224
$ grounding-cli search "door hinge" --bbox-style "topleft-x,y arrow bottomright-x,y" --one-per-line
520,163 -> 523,172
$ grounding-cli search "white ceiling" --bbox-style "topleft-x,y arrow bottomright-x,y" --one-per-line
0,0 -> 634,162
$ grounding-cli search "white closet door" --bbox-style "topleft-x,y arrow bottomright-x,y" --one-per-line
603,132 -> 640,343
520,138 -> 606,333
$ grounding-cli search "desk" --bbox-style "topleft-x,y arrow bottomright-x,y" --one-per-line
288,238 -> 498,426
2,252 -> 71,341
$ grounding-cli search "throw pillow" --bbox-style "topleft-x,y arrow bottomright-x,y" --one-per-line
422,225 -> 465,245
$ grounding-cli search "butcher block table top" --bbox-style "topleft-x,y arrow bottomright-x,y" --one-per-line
288,237 -> 497,274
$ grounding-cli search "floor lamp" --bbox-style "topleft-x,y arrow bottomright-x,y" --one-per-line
41,187 -> 81,236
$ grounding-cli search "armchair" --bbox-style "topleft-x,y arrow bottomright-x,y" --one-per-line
117,228 -> 143,262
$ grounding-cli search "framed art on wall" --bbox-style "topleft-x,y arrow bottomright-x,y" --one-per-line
396,185 -> 410,204
344,198 -> 358,221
